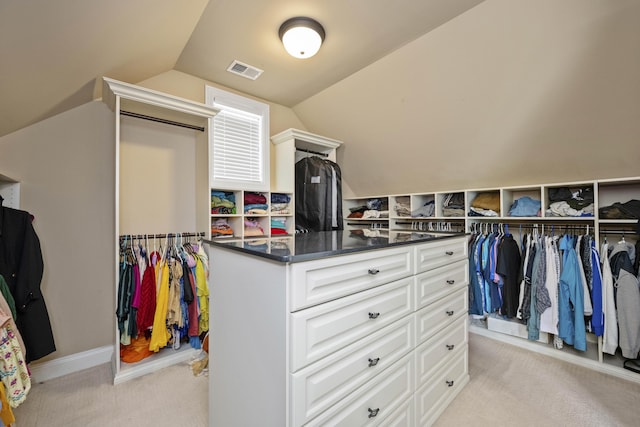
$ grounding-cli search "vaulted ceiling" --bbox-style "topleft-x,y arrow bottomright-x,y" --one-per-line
0,0 -> 484,138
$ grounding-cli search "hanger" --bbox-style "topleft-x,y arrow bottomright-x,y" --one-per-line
619,230 -> 626,244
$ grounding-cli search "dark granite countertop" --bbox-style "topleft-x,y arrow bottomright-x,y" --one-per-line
205,230 -> 466,263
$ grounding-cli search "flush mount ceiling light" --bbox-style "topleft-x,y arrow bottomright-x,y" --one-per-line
278,17 -> 325,59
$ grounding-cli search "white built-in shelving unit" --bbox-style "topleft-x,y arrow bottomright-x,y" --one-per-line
344,176 -> 640,384
102,77 -> 218,384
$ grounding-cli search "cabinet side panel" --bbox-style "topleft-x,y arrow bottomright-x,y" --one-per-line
209,247 -> 288,427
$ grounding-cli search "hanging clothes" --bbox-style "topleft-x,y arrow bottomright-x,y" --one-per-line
0,204 -> 55,363
195,245 -> 210,335
496,233 -> 522,318
601,242 -> 618,355
0,303 -> 30,408
295,156 -> 343,232
467,233 -> 484,316
609,241 -> 640,359
149,259 -> 171,352
539,236 -> 560,335
119,235 -> 209,357
590,240 -> 604,337
558,235 -> 587,351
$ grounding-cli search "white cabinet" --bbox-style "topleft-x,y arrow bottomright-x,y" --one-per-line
271,128 -> 343,194
271,128 -> 343,233
208,235 -> 469,427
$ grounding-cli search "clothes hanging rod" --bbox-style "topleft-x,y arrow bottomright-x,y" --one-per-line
296,148 -> 328,157
120,110 -> 205,132
395,220 -> 465,225
599,230 -> 639,235
119,232 -> 205,240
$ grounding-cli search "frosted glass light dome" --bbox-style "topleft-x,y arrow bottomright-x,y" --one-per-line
279,17 -> 325,59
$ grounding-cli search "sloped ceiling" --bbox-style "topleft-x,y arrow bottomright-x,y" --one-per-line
0,0 -> 484,138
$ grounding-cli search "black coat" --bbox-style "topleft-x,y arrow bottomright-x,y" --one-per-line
0,205 -> 55,362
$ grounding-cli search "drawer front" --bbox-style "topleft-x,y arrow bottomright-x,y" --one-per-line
290,246 -> 413,312
415,237 -> 468,273
291,316 -> 414,426
290,278 -> 414,372
305,353 -> 414,427
416,288 -> 468,345
380,398 -> 415,427
415,348 -> 469,427
416,317 -> 468,387
415,259 -> 468,309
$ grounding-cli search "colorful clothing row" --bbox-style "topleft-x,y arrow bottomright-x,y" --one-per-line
0,275 -> 29,413
117,237 -> 210,359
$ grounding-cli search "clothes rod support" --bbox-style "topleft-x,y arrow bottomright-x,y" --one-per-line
120,110 -> 205,132
119,232 -> 205,240
599,230 -> 639,235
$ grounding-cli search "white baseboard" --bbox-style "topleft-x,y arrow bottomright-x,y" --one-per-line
29,345 -> 113,383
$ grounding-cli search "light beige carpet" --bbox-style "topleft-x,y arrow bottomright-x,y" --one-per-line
435,334 -> 640,427
14,333 -> 640,426
14,360 -> 208,427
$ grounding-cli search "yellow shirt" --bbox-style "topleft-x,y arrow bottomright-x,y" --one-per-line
149,261 -> 171,352
196,258 -> 209,334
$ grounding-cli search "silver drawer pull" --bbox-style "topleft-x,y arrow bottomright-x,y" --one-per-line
368,408 -> 380,418
445,251 -> 454,256
446,310 -> 454,316
446,380 -> 455,387
368,268 -> 380,275
368,357 -> 380,367
446,279 -> 455,285
368,312 -> 381,319
446,344 -> 455,351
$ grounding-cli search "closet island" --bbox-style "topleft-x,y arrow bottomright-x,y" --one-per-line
207,230 -> 469,427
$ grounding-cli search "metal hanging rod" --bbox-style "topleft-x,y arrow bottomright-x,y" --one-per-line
394,220 -> 465,225
599,230 -> 637,235
120,110 -> 205,132
119,232 -> 205,240
296,148 -> 328,157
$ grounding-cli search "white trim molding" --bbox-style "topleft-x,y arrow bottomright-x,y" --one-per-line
28,345 -> 113,383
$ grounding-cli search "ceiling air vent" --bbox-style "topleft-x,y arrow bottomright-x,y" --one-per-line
227,60 -> 264,80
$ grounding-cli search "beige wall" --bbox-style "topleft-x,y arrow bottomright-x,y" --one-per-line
293,0 -> 640,197
0,101 -> 116,360
137,70 -> 308,136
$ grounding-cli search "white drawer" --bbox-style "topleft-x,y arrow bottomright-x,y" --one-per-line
416,317 -> 468,387
289,246 -> 413,311
415,348 -> 469,427
290,316 -> 414,426
379,398 -> 414,427
415,259 -> 468,309
290,278 -> 414,372
415,237 -> 467,273
416,288 -> 468,345
305,353 -> 414,427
